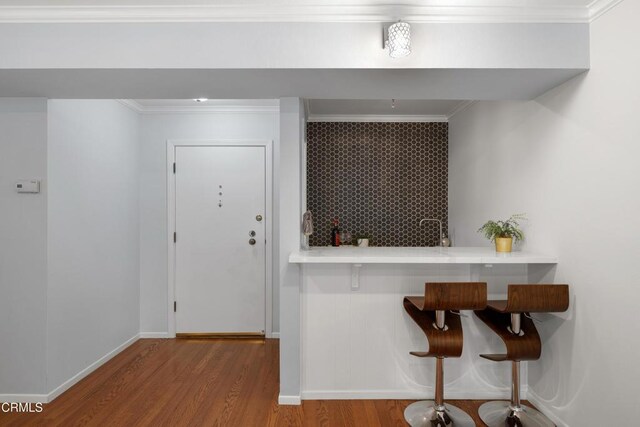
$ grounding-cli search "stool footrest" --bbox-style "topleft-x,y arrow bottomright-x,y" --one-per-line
474,308 -> 542,361
480,353 -> 509,362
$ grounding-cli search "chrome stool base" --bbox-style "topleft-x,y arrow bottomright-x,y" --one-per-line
404,401 -> 476,427
478,401 -> 555,427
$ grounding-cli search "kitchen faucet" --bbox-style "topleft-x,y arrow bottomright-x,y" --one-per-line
419,218 -> 450,247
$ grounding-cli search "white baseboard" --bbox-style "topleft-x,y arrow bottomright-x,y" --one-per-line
139,332 -> 172,339
301,388 -> 519,401
270,332 -> 280,339
527,390 -> 569,427
0,394 -> 49,403
278,394 -> 301,405
47,333 -> 139,402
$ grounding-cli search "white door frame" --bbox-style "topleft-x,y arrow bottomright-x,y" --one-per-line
167,139 -> 274,338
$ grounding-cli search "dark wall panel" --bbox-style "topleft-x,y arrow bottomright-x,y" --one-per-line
307,122 -> 448,247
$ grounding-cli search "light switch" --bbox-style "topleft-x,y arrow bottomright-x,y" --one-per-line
16,180 -> 40,193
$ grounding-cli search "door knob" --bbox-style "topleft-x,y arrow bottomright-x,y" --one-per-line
256,215 -> 263,222
249,238 -> 256,245
249,230 -> 256,237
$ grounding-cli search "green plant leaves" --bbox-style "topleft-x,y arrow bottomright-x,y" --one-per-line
478,214 -> 526,243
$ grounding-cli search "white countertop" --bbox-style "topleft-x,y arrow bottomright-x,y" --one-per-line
289,246 -> 558,264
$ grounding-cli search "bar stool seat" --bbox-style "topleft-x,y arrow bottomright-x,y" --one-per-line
403,282 -> 487,427
475,284 -> 569,427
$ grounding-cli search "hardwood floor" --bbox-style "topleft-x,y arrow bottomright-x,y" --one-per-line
0,339 -> 529,426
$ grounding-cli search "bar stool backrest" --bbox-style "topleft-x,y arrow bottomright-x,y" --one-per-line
506,284 -> 569,313
422,282 -> 487,311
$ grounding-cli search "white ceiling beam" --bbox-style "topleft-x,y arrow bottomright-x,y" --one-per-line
0,22 -> 589,70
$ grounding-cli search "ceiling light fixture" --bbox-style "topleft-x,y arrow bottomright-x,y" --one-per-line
385,21 -> 411,58
194,98 -> 208,103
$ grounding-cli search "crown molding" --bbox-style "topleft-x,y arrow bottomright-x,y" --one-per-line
0,2 -> 619,24
446,100 -> 477,120
116,99 -> 279,114
306,100 -> 476,122
307,114 -> 448,123
303,99 -> 311,121
116,99 -> 144,113
588,0 -> 624,22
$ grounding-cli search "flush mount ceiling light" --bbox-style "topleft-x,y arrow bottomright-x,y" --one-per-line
385,21 -> 411,58
194,98 -> 208,102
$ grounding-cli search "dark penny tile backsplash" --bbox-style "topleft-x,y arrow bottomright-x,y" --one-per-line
307,122 -> 448,247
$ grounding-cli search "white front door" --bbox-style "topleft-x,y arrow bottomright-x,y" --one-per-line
174,145 -> 266,334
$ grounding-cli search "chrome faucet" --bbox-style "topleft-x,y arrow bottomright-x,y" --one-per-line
419,218 -> 449,247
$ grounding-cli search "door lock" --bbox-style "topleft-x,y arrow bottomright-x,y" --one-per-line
249,230 -> 256,237
256,215 -> 263,222
249,238 -> 256,245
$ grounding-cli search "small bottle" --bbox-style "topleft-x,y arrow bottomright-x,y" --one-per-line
331,218 -> 341,247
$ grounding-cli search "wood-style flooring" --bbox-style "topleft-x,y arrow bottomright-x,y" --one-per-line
0,338 -> 531,426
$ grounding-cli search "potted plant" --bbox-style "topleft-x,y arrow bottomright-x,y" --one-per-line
478,214 -> 526,253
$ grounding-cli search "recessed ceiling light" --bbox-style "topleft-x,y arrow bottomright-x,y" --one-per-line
194,98 -> 208,103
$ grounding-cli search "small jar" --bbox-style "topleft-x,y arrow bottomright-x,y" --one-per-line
340,231 -> 352,245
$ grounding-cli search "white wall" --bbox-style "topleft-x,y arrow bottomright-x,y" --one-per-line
300,263 -> 528,400
277,98 -> 304,403
138,110 -> 280,334
46,100 -> 140,392
448,1 -> 640,425
0,99 -> 48,397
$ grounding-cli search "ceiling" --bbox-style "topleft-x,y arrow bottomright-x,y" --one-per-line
0,68 -> 586,100
0,0 -> 622,23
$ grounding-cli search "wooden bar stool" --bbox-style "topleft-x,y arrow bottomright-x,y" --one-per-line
474,284 -> 569,427
404,282 -> 487,427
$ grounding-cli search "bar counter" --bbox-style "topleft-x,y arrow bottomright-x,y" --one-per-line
284,246 -> 558,403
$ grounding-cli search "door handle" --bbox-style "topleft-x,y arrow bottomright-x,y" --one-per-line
249,238 -> 256,245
